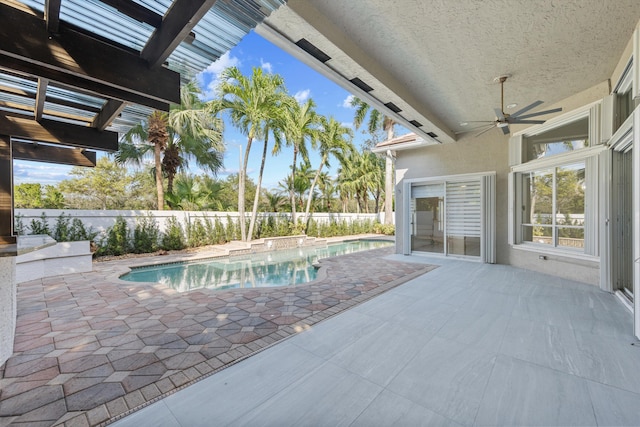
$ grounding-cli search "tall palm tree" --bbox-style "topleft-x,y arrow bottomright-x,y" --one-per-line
116,82 -> 224,210
351,96 -> 396,223
302,116 -> 353,223
217,66 -> 286,241
276,98 -> 319,225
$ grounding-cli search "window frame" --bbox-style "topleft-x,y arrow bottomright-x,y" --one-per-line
509,103 -> 606,259
519,162 -> 586,251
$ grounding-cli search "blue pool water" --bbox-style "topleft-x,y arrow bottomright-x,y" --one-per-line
120,239 -> 393,292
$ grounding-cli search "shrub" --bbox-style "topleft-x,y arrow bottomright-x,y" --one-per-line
52,213 -> 71,242
161,216 -> 185,251
374,222 -> 395,235
68,218 -> 98,241
98,216 -> 130,256
29,212 -> 50,235
14,214 -> 26,235
132,214 -> 160,253
186,216 -> 207,248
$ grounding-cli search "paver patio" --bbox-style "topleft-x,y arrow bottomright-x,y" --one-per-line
113,255 -> 640,427
0,244 -> 434,426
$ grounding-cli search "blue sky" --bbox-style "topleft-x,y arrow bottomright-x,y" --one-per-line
14,31 -> 390,190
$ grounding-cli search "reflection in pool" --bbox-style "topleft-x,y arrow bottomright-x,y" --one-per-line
120,239 -> 393,292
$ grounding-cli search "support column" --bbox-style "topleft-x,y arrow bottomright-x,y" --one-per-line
0,134 -> 16,366
0,134 -> 15,244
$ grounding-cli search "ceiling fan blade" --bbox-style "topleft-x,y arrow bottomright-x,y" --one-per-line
475,124 -> 497,137
510,119 -> 546,124
494,108 -> 505,121
500,124 -> 510,135
510,100 -> 544,118
514,107 -> 563,120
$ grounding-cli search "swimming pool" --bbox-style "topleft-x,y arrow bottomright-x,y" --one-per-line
120,239 -> 393,292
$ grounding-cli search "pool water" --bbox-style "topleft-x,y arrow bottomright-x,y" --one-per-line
120,239 -> 393,292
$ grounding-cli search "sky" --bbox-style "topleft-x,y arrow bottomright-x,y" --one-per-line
13,31 -> 395,190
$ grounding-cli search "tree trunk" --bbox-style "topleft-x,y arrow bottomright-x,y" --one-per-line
154,142 -> 164,210
239,136 -> 253,241
303,155 -> 325,226
290,145 -> 298,225
248,132 -> 269,240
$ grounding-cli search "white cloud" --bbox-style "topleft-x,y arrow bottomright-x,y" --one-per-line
341,94 -> 355,108
260,58 -> 273,73
198,52 -> 241,100
341,121 -> 354,129
293,89 -> 311,103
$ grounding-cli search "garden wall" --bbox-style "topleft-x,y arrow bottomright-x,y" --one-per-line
15,209 -> 391,235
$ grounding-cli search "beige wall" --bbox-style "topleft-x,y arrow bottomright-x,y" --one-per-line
395,81 -> 611,285
395,130 -> 509,262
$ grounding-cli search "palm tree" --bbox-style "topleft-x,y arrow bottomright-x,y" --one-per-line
165,174 -> 211,211
217,66 -> 286,241
351,96 -> 396,223
276,98 -> 319,225
302,116 -> 353,223
116,82 -> 224,210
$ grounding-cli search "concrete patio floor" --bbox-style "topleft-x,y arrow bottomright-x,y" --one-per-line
112,255 -> 640,427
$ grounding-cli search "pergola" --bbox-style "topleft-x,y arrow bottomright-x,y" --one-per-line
0,0 -> 285,248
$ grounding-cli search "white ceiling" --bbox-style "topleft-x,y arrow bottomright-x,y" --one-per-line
261,0 -> 640,143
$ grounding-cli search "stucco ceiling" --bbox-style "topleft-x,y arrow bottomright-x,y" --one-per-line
260,0 -> 640,144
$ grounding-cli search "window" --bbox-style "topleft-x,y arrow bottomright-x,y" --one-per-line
523,117 -> 589,162
520,162 -> 585,250
509,104 -> 603,257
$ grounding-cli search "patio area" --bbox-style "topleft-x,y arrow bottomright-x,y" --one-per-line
0,244 -> 433,426
112,255 -> 640,427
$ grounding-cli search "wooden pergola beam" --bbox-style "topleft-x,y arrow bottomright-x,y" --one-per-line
98,0 -> 163,28
44,0 -> 62,33
0,135 -> 14,244
0,115 -> 118,152
34,78 -> 48,121
13,141 -> 96,167
0,3 -> 179,108
92,99 -> 126,131
141,0 -> 216,68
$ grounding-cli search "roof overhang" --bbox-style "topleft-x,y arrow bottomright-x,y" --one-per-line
260,0 -> 640,146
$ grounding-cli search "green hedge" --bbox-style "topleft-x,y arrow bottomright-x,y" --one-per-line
15,212 -> 394,257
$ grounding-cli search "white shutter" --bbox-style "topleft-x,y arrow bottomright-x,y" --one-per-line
482,174 -> 496,263
445,181 -> 481,238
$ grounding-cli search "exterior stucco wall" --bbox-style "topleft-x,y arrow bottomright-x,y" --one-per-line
395,130 -> 510,262
395,80 -> 610,285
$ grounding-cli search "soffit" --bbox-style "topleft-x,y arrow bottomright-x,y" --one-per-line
264,0 -> 640,144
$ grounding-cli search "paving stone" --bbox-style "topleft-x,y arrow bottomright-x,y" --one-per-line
121,374 -> 162,393
66,383 -> 125,411
59,355 -> 109,374
155,378 -> 174,394
85,404 -> 109,426
111,353 -> 159,371
123,391 -> 145,410
0,385 -> 63,416
3,356 -> 58,378
105,397 -> 128,418
139,384 -> 161,401
63,413 -> 89,427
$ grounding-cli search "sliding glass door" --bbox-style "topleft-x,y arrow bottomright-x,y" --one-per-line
407,174 -> 494,262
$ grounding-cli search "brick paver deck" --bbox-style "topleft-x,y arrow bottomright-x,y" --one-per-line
0,245 -> 435,426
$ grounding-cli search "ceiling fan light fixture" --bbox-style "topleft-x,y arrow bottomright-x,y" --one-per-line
497,122 -> 509,128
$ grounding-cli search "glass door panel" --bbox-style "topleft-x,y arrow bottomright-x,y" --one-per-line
411,184 -> 444,254
446,181 -> 481,256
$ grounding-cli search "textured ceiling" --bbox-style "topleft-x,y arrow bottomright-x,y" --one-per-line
264,0 -> 640,143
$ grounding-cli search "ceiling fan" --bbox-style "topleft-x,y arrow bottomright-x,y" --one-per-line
461,75 -> 562,137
